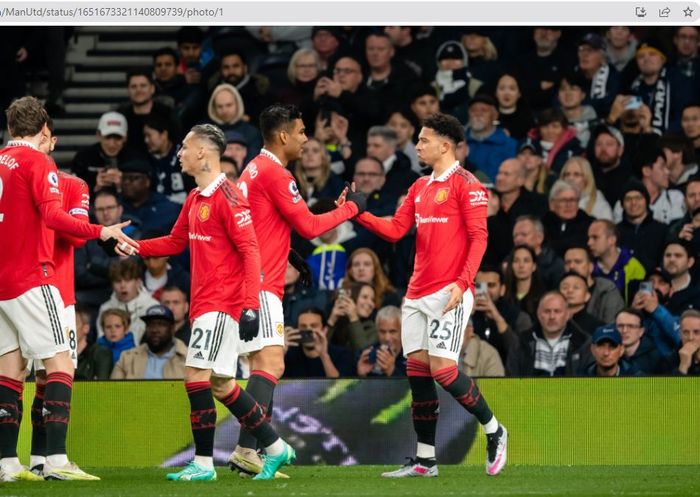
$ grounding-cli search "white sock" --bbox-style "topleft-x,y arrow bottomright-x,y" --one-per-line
265,438 -> 284,456
482,415 -> 499,435
193,455 -> 214,469
29,455 -> 46,469
47,454 -> 69,467
0,457 -> 21,471
416,443 -> 436,459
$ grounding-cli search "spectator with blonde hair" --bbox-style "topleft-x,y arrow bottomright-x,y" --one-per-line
207,83 -> 261,162
278,48 -> 321,121
342,247 -> 400,308
560,156 -> 613,220
294,137 -> 344,203
328,282 -> 378,353
96,308 -> 136,366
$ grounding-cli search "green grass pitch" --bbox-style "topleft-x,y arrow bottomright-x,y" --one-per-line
3,466 -> 698,497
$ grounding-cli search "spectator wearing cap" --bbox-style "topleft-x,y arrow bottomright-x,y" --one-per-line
311,26 -> 344,71
518,28 -> 570,112
605,27 -> 638,74
627,37 -> 699,134
460,27 -> 501,91
560,156 -> 613,220
675,309 -> 700,375
506,291 -> 591,376
513,215 -> 565,290
662,240 -> 700,315
543,180 -> 595,258
119,159 -> 181,234
559,271 -> 604,336
70,111 -> 143,192
215,50 -> 273,125
529,107 -> 583,174
667,176 -> 700,242
615,308 -> 671,374
630,268 -> 681,358
365,126 -> 418,198
207,83 -> 262,164
557,72 -> 598,148
223,129 -> 249,173
517,138 -> 556,194
681,103 -> 700,160
588,219 -> 646,303
495,73 -> 535,141
459,317 -> 505,377
117,69 -> 179,157
614,179 -> 668,272
671,27 -> 700,82
564,246 -> 625,324
433,40 -> 482,121
580,324 -> 638,377
466,93 -> 518,182
589,124 -> 632,207
111,304 -> 187,380
574,32 -> 621,117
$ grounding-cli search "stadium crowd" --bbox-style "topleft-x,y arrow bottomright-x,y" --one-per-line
9,25 -> 700,379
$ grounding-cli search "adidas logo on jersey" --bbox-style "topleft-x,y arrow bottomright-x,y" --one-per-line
0,408 -> 11,418
193,351 -> 205,360
436,342 -> 447,350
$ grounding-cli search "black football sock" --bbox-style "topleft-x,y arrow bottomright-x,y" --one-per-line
237,370 -> 278,450
407,358 -> 439,455
185,381 -> 217,457
0,376 -> 23,459
434,366 -> 493,425
220,384 -> 278,448
31,384 -> 47,458
44,372 -> 73,456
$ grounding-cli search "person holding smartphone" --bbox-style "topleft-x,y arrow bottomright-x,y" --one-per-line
356,306 -> 405,377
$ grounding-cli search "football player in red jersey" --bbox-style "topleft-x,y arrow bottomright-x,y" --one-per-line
353,113 -> 508,477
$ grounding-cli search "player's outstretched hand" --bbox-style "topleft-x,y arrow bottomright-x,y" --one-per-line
344,182 -> 368,214
239,308 -> 260,342
288,249 -> 313,287
102,221 -> 139,256
442,283 -> 464,316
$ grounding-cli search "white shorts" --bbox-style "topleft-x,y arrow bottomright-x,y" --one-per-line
237,291 -> 285,355
401,285 -> 474,362
186,311 -> 239,378
0,285 -> 71,361
34,305 -> 78,372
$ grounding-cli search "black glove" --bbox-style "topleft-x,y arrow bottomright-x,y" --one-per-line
344,182 -> 368,214
239,308 -> 260,342
288,249 -> 313,287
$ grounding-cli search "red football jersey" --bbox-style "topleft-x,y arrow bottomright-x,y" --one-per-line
0,142 -> 101,300
53,172 -> 90,306
138,174 -> 260,321
357,162 -> 488,299
237,150 -> 358,299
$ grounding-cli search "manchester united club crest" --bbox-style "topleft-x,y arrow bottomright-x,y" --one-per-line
198,203 -> 211,222
434,188 -> 450,204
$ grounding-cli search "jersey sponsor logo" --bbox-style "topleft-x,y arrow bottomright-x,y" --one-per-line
468,190 -> 488,206
276,323 -> 284,336
415,213 -> 449,226
198,203 -> 211,222
434,188 -> 450,204
189,232 -> 212,242
289,180 -> 302,203
235,209 -> 252,227
68,207 -> 89,217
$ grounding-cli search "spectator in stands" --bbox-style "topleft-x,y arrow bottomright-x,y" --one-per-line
160,285 -> 191,345
676,309 -> 700,375
117,69 -> 178,156
506,291 -> 591,376
616,308 -> 670,374
557,72 -> 598,148
580,324 -> 638,376
465,93 -> 518,182
564,246 -> 625,324
175,27 -> 215,90
284,307 -> 354,378
681,104 -> 700,160
518,27 -> 568,112
223,129 -> 249,173
574,33 -> 620,116
310,26 -> 343,71
328,282 -> 378,353
473,266 -> 530,363
513,215 -> 565,290
409,85 -> 440,124
151,47 -> 189,112
71,111 -> 142,192
517,139 -> 556,195
503,244 -> 545,322
460,27 -> 501,90
384,26 -> 436,80
386,109 -> 420,174
96,258 -> 159,343
207,83 -> 262,163
96,308 -> 136,366
662,134 -> 698,188
615,179 -> 668,272
433,40 -> 480,120
356,305 -> 406,377
74,304 -> 112,380
605,26 -> 638,74
283,260 -> 330,327
312,105 -> 355,177
216,50 -> 273,124
559,271 -> 604,336
530,108 -> 583,174
668,176 -> 700,242
589,124 -> 631,207
543,180 -> 595,257
220,156 -> 238,181
110,304 -> 187,380
494,73 -> 534,141
342,248 -> 400,308
119,159 -> 181,234
560,156 -> 613,220
364,125 -> 418,198
460,317 -> 505,377
294,138 -> 344,203
144,113 -> 194,204
588,219 -> 646,303
662,240 -> 700,315
141,233 -> 191,300
279,48 -> 320,122
672,27 -> 700,80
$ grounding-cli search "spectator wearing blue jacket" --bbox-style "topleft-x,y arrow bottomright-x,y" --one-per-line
97,308 -> 137,366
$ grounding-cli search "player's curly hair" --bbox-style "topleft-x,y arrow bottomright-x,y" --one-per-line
422,112 -> 464,146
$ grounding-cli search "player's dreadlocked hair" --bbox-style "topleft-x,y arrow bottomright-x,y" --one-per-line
422,112 -> 464,147
259,104 -> 302,144
190,124 -> 226,156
